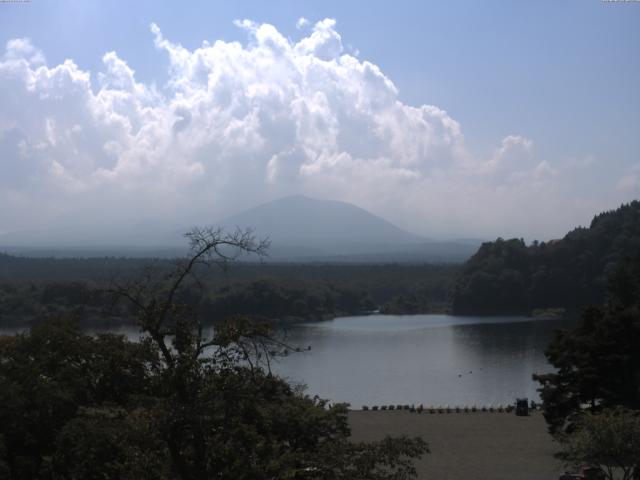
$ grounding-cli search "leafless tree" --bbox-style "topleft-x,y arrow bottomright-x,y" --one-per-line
109,226 -> 280,369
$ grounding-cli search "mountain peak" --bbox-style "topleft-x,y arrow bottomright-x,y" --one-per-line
218,196 -> 424,245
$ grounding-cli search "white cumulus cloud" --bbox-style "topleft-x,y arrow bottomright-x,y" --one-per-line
0,18 -> 626,240
296,17 -> 309,29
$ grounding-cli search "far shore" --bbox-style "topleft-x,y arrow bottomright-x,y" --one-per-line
348,410 -> 565,480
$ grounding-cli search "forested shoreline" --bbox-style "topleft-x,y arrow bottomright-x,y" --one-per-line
0,257 -> 457,327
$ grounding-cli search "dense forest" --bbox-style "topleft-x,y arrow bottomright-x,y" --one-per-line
0,256 -> 457,327
534,253 -> 640,434
531,254 -> 640,478
452,201 -> 640,315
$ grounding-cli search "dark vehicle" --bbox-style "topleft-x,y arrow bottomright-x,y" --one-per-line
515,398 -> 529,416
559,465 -> 605,480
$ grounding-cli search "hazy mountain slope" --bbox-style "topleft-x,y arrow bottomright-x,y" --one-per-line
217,195 -> 426,245
0,195 -> 479,262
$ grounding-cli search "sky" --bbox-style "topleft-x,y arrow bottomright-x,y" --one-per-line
0,0 -> 639,241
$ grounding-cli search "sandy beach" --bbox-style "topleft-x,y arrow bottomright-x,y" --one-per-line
348,410 -> 565,480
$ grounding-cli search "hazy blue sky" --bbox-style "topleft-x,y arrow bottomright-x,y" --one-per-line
0,0 -> 638,240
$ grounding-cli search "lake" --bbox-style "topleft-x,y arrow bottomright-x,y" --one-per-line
271,314 -> 573,408
0,314 -> 573,409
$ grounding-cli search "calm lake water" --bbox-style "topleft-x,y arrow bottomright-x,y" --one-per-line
272,314 -> 573,408
1,314 -> 574,408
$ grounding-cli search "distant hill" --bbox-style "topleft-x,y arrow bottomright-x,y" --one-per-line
218,195 -> 425,245
452,200 -> 640,315
0,195 -> 480,262
216,195 -> 477,262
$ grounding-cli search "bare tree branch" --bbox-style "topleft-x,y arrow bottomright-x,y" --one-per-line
108,226 -> 270,368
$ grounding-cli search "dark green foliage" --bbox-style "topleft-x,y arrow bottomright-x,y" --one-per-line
52,408 -> 168,480
379,289 -> 449,315
0,282 -> 113,328
534,255 -> 640,434
203,278 -> 375,320
0,318 -> 428,480
0,261 -> 458,327
0,253 -> 153,283
0,319 -> 159,479
313,436 -> 429,480
557,407 -> 640,480
452,201 -> 640,314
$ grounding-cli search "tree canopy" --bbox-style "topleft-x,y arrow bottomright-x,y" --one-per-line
0,255 -> 457,328
557,407 -> 640,480
452,201 -> 640,315
534,254 -> 640,435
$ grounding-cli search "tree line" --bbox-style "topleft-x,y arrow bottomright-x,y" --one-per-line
0,257 -> 458,327
534,253 -> 640,479
452,201 -> 640,315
